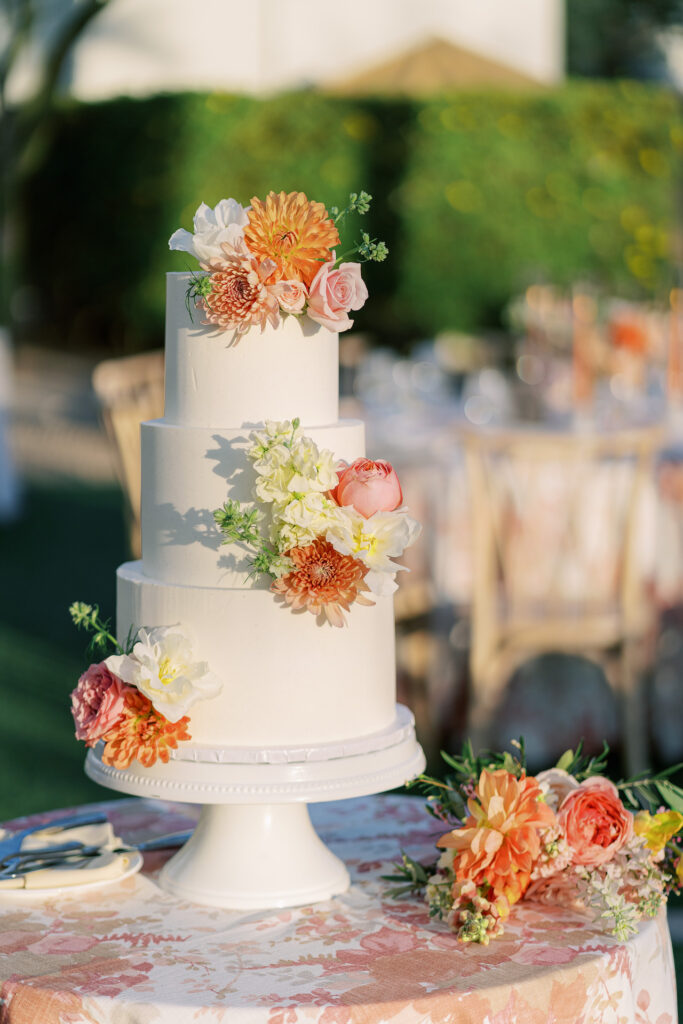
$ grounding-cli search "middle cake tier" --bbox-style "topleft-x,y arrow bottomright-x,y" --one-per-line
141,419 -> 365,589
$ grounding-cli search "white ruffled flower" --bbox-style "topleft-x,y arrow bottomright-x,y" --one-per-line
326,508 -> 421,596
105,625 -> 222,723
288,439 -> 337,494
249,420 -> 302,459
253,447 -> 294,504
252,435 -> 338,505
169,199 -> 249,263
536,768 -> 580,812
273,493 -> 346,552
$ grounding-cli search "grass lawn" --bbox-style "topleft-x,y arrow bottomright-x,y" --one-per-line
0,479 -> 681,1015
0,479 -> 128,820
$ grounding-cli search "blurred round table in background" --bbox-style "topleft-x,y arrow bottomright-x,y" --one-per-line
0,795 -> 677,1023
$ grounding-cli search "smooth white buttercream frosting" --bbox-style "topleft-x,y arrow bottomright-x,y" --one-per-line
141,418 -> 365,588
164,272 -> 339,428
117,561 -> 396,748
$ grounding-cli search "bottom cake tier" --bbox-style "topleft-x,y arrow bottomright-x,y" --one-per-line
117,561 -> 398,749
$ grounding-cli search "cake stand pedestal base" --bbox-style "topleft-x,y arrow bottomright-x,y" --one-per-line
159,803 -> 349,909
85,704 -> 424,909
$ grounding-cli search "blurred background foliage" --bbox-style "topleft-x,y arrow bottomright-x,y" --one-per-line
12,81 -> 683,355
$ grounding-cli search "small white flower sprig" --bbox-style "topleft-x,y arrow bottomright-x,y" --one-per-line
213,419 -> 420,626
169,190 -> 388,336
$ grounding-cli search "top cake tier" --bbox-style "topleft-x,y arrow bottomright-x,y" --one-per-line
164,273 -> 339,428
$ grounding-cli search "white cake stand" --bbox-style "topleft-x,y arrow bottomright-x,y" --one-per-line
85,704 -> 425,910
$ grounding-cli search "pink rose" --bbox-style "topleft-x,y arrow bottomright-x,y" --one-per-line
306,259 -> 368,332
558,776 -> 633,866
331,457 -> 403,518
71,662 -> 128,747
270,279 -> 307,314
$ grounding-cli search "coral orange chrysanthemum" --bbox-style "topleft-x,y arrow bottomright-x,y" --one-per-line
271,537 -> 374,627
244,191 -> 340,286
437,769 -> 557,906
101,688 -> 191,769
199,240 -> 280,334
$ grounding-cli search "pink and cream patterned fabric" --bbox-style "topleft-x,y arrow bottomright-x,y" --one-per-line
0,795 -> 677,1024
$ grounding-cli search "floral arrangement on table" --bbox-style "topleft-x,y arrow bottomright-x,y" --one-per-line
169,190 -> 387,336
386,740 -> 683,944
213,418 -> 420,626
68,603 -> 222,769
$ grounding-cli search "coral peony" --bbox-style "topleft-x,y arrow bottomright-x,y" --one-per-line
271,536 -> 374,627
101,688 -> 191,769
71,662 -> 128,747
437,769 -> 557,905
198,240 -> 280,333
244,191 -> 339,286
558,776 -> 633,866
331,458 -> 403,518
306,260 -> 368,332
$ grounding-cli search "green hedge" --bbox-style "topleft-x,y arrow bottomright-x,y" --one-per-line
17,82 -> 683,352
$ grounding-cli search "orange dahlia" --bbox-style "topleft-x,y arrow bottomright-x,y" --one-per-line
271,537 -> 374,627
437,769 -> 557,906
101,688 -> 191,769
244,191 -> 340,286
199,241 -> 280,333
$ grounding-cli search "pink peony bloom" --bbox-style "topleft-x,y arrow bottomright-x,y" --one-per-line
306,259 -> 368,332
71,662 -> 128,747
558,776 -> 633,866
270,278 -> 308,313
331,458 -> 403,518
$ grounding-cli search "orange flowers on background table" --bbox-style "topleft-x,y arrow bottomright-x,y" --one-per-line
386,740 -> 683,944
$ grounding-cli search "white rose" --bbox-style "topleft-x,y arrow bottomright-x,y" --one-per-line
169,199 -> 249,263
105,625 -> 222,723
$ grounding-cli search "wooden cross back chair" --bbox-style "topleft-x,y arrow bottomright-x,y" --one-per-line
460,421 -> 665,774
92,351 -> 165,558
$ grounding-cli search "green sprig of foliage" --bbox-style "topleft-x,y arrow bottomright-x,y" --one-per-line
382,852 -> 435,899
213,500 -> 285,579
69,601 -> 122,656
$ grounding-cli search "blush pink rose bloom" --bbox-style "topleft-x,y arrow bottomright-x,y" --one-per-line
270,279 -> 307,313
558,776 -> 633,866
306,259 -> 368,332
331,458 -> 403,518
71,662 -> 128,747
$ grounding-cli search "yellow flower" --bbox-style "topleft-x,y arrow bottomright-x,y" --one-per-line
634,810 -> 683,854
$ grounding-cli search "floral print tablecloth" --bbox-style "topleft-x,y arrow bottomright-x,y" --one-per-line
0,794 -> 677,1024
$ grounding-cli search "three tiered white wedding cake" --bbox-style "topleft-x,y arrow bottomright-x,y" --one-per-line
117,271 -> 399,749
71,191 -> 420,771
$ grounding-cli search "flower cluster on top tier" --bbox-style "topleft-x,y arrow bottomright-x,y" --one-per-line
169,191 -> 387,336
69,603 -> 222,769
387,741 -> 683,944
213,419 -> 421,626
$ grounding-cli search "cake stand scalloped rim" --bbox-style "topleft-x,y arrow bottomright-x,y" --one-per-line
85,730 -> 426,804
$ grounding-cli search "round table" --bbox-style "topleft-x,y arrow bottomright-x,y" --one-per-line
0,795 -> 677,1024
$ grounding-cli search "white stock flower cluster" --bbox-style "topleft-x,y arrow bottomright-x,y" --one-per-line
574,834 -> 666,940
247,420 -> 420,594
